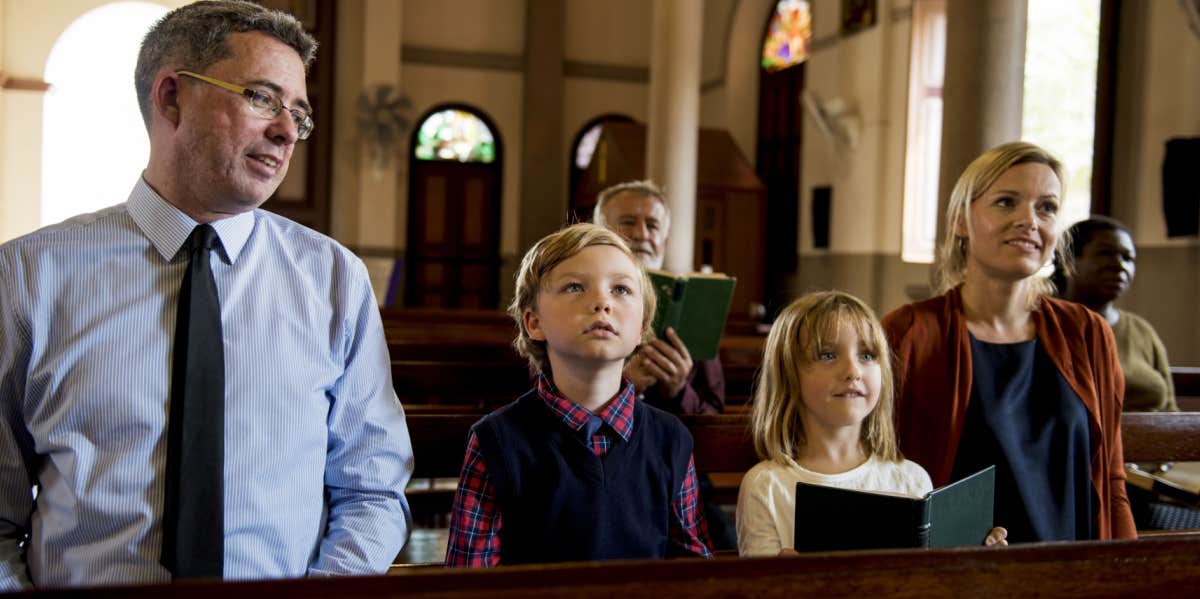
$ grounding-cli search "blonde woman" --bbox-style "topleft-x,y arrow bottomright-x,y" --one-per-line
735,291 -> 1007,556
883,141 -> 1136,541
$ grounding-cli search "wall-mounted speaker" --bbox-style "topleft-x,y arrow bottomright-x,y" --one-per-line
812,186 -> 832,249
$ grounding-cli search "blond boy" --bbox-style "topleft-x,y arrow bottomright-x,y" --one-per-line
445,224 -> 711,566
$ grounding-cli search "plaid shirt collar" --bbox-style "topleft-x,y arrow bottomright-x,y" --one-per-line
536,374 -> 636,442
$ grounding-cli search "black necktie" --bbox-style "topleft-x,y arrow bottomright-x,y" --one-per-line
162,224 -> 225,579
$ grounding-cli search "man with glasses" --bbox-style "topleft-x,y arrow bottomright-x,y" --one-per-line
0,0 -> 412,589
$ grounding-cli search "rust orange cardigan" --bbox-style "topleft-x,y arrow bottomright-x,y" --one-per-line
882,287 -> 1136,539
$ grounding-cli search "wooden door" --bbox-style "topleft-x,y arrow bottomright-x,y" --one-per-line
756,62 -> 804,311
405,162 -> 501,308
258,0 -> 334,233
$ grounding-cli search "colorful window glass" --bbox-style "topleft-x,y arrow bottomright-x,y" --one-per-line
761,0 -> 813,72
414,109 -> 496,163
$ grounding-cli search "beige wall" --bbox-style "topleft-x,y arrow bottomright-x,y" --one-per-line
0,0 -> 188,244
403,64 -> 525,255
4,0 -> 1197,363
1111,0 -> 1200,247
565,0 -> 651,67
1109,0 -> 1200,365
404,0 -> 526,54
791,0 -> 928,315
0,1 -> 6,241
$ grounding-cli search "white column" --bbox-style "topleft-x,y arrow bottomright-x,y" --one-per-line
646,0 -> 702,273
937,0 -> 1027,236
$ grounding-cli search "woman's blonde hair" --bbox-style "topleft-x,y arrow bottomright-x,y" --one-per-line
749,291 -> 900,465
508,223 -> 656,374
934,141 -> 1069,297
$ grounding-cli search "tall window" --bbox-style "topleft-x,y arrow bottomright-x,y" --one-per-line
761,0 -> 813,71
901,0 -> 946,263
413,108 -> 496,163
567,114 -> 634,222
42,2 -> 170,226
1022,0 -> 1101,227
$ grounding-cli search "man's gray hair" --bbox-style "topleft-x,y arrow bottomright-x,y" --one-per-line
592,179 -> 671,227
135,0 -> 318,131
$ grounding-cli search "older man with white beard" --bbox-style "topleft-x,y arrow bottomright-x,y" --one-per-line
592,180 -> 725,416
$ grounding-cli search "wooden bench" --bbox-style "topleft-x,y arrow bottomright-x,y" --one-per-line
33,534 -> 1200,598
407,411 -> 1200,479
391,359 -> 531,408
1171,366 -> 1200,411
382,308 -> 1198,412
381,307 -> 767,406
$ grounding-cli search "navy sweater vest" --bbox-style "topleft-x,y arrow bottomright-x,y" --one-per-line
472,390 -> 694,564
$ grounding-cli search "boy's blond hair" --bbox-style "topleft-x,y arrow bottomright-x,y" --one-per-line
749,291 -> 900,465
508,223 -> 656,374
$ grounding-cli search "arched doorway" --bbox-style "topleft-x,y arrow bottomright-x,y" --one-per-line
41,2 -> 169,226
405,104 -> 503,309
756,0 -> 810,312
567,113 -> 635,223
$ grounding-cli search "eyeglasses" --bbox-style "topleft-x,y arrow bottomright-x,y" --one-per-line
176,70 -> 313,140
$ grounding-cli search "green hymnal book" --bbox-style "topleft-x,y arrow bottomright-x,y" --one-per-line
793,465 -> 995,551
646,269 -> 737,361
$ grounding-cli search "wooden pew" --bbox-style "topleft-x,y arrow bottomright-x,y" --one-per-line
391,359 -> 531,408
382,308 -> 1199,413
1171,366 -> 1200,411
380,307 -> 767,407
30,534 -> 1200,598
403,411 -> 1200,547
407,411 -> 1200,479
34,413 -> 1193,593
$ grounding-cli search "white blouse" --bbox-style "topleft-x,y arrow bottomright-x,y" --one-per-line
736,455 -> 933,556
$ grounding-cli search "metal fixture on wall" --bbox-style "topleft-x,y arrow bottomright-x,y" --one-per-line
1184,0 -> 1200,39
355,84 -> 413,172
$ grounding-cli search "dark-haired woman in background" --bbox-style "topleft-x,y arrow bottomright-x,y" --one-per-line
1056,217 -> 1199,531
1055,216 -> 1178,412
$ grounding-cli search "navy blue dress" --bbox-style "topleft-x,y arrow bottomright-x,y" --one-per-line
951,336 -> 1097,542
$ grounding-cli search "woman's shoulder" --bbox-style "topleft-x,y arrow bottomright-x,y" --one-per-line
882,293 -> 961,359
1116,309 -> 1160,337
1039,295 -> 1117,348
882,294 -> 953,337
1039,294 -> 1106,330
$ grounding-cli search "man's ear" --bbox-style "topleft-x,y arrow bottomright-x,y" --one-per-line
151,71 -> 183,129
523,308 -> 546,341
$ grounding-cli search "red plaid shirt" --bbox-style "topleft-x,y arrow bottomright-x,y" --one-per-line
445,375 -> 712,567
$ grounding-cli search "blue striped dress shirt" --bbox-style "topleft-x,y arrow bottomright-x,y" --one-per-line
0,178 -> 413,589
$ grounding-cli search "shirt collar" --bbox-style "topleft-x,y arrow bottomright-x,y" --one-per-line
126,176 -> 255,263
536,374 -> 636,442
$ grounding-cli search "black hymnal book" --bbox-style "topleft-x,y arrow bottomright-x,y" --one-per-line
793,465 -> 995,551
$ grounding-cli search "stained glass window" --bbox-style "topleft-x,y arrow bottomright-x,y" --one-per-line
761,0 -> 813,72
414,109 -> 496,163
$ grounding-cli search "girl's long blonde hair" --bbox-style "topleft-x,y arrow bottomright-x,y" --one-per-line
749,291 -> 900,465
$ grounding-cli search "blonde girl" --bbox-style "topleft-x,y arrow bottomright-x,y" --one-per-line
736,291 -> 935,556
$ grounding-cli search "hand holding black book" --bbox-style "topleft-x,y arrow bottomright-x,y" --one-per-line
793,465 -> 996,551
